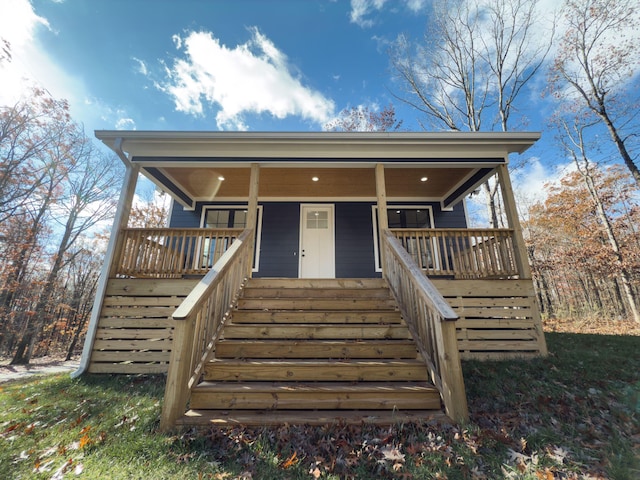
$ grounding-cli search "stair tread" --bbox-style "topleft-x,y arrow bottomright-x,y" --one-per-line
178,409 -> 448,426
209,358 -> 426,366
194,381 -> 438,392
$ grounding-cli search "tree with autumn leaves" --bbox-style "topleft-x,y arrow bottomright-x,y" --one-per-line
0,88 -> 122,364
524,165 -> 639,322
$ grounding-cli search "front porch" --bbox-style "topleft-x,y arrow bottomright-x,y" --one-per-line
76,131 -> 548,430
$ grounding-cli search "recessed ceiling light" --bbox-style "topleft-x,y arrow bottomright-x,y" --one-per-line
312,176 -> 319,182
420,176 -> 428,182
218,176 -> 225,181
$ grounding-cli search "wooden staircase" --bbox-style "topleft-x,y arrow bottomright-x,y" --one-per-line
178,278 -> 446,426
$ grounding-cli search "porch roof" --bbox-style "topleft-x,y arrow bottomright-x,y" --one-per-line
96,131 -> 540,209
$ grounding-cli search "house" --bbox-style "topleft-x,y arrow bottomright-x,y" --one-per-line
74,131 -> 547,430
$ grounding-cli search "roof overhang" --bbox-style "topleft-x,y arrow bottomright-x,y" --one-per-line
96,131 -> 540,209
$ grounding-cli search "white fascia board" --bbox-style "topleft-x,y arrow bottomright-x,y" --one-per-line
95,131 -> 541,160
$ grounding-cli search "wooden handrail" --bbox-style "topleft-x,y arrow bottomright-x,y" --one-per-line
160,229 -> 253,431
115,228 -> 244,278
382,229 -> 468,423
390,228 -> 519,279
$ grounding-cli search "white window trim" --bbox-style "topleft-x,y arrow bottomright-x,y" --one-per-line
371,204 -> 435,273
200,204 -> 263,273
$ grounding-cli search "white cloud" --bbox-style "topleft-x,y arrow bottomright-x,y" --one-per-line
132,57 -> 148,76
465,156 -> 575,227
0,0 -> 131,135
115,117 -> 136,130
349,0 -> 427,28
0,0 -> 51,104
511,157 -> 574,204
159,28 -> 335,130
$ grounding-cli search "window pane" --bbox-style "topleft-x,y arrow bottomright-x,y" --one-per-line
205,209 -> 248,228
232,210 -> 247,228
386,208 -> 431,228
206,210 -> 229,228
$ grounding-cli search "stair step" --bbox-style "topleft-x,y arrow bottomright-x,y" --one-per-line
246,278 -> 388,289
221,324 -> 412,340
190,381 -> 441,410
230,310 -> 403,324
178,409 -> 448,426
204,359 -> 429,382
241,287 -> 393,299
215,339 -> 418,359
237,298 -> 398,310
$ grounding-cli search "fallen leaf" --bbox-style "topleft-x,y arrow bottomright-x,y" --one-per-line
282,451 -> 298,468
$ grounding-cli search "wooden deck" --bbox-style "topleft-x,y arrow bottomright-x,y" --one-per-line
180,278 -> 446,426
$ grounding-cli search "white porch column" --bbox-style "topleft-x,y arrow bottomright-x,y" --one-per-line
72,163 -> 140,377
375,164 -> 389,275
496,163 -> 532,279
246,163 -> 260,277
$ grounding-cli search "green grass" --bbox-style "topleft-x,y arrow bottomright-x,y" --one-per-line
1,332 -> 638,479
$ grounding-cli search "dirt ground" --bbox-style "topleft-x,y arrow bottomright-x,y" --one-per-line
0,356 -> 80,383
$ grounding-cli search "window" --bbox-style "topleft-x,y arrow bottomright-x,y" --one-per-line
306,209 -> 329,229
205,208 -> 248,228
387,208 -> 432,228
200,206 -> 263,271
371,205 -> 435,272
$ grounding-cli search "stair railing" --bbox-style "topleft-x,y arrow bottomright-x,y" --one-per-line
381,229 -> 469,423
160,228 -> 253,431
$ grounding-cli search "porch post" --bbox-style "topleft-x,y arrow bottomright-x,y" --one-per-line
496,163 -> 532,279
71,163 -> 140,378
246,163 -> 260,278
375,164 -> 389,275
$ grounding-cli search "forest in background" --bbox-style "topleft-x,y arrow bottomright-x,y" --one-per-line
0,0 -> 638,365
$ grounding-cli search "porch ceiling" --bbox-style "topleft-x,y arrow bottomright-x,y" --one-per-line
94,131 -> 541,209
147,165 -> 480,201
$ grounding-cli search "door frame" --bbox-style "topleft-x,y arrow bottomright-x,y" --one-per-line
298,203 -> 336,278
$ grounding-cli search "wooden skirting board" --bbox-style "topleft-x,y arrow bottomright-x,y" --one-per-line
87,278 -> 199,374
430,278 -> 548,360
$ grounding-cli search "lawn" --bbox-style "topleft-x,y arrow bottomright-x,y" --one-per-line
1,332 -> 638,479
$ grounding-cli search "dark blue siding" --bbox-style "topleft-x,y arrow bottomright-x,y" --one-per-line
336,203 -> 378,277
254,203 -> 300,278
168,199 -> 468,278
432,201 -> 467,228
169,203 -> 202,228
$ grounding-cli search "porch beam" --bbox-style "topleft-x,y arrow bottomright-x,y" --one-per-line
72,163 -> 140,378
246,163 -> 260,277
375,164 -> 388,274
496,163 -> 531,279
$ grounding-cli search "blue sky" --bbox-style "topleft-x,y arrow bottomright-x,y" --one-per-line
4,0 -> 440,133
2,0 -> 638,209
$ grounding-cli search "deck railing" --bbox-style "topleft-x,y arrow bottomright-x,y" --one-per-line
115,228 -> 244,278
390,228 -> 518,278
381,229 -> 468,422
160,229 -> 253,431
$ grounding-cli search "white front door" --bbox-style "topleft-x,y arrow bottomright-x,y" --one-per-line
299,204 -> 335,278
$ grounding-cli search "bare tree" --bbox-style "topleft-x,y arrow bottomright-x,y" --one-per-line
324,104 -> 402,132
0,89 -> 73,224
11,135 -> 120,364
550,0 -> 640,186
390,0 -> 555,226
558,115 -> 639,323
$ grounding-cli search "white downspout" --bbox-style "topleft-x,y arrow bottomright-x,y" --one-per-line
72,139 -> 139,378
